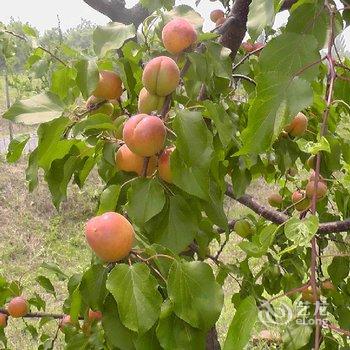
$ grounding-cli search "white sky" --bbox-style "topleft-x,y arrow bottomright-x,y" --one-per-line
0,0 -> 348,50
0,0 -> 288,33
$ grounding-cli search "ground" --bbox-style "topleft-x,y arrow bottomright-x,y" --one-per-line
0,150 -> 285,348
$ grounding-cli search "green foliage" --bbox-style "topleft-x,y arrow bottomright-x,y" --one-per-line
2,1 -> 350,348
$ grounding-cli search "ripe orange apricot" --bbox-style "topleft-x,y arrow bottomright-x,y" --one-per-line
138,88 -> 165,114
123,114 -> 166,157
284,112 -> 308,137
306,181 -> 327,200
115,144 -> 157,176
85,212 -> 135,262
88,309 -> 102,322
93,71 -> 123,100
7,296 -> 28,318
322,280 -> 335,291
0,313 -> 7,328
142,56 -> 180,97
215,17 -> 226,26
158,147 -> 175,183
292,190 -> 310,211
268,193 -> 283,207
210,9 -> 225,23
162,18 -> 197,55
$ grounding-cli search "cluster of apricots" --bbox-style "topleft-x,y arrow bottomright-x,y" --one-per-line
85,18 -> 198,264
268,170 -> 328,212
301,280 -> 335,303
59,309 -> 102,332
0,296 -> 28,328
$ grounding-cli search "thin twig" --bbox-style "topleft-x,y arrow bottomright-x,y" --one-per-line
4,29 -> 68,67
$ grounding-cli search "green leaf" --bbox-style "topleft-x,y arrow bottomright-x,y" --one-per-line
50,66 -> 77,100
3,93 -> 64,125
238,75 -> 312,155
46,155 -> 79,209
73,114 -> 117,135
148,195 -> 198,253
247,0 -> 275,40
296,137 -> 331,154
93,22 -> 136,57
80,264 -> 108,311
102,295 -> 136,350
284,216 -> 319,247
127,179 -> 166,227
328,256 -> 350,285
97,185 -> 121,215
134,327 -> 162,350
106,263 -> 162,334
286,2 -> 328,46
6,134 -> 30,163
282,322 -> 313,350
75,59 -> 99,100
36,117 -> 74,171
70,287 -> 82,322
259,33 -> 320,83
239,224 -> 278,258
35,276 -> 56,297
168,261 -> 223,330
156,303 -> 206,350
41,262 -> 67,281
203,101 -> 234,148
172,110 -> 213,200
223,296 -> 258,350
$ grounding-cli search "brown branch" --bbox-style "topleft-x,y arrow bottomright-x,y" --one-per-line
83,0 -> 149,27
0,308 -> 80,320
141,157 -> 150,177
225,183 -> 350,234
4,30 -> 67,67
322,321 -> 350,337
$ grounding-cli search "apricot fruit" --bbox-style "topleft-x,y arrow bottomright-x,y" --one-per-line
93,71 -> 123,100
292,190 -> 311,212
308,170 -> 326,184
138,87 -> 165,114
158,146 -> 175,183
322,280 -> 335,291
0,313 -> 7,328
241,42 -> 255,53
268,193 -> 283,208
142,56 -> 180,97
210,9 -> 224,23
284,112 -> 308,137
162,18 -> 197,55
123,114 -> 166,157
85,212 -> 135,262
234,219 -> 253,238
301,286 -> 320,303
7,296 -> 28,318
60,315 -> 73,329
115,144 -> 157,176
215,17 -> 226,26
88,309 -> 102,322
307,155 -> 316,169
306,181 -> 327,200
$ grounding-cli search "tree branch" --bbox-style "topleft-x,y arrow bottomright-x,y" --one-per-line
225,183 -> 350,234
83,0 -> 149,27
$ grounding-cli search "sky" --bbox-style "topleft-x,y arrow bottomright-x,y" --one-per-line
0,0 -> 289,33
0,0 -> 348,49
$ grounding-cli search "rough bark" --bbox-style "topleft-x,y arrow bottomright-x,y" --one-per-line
206,327 -> 221,350
83,0 -> 149,27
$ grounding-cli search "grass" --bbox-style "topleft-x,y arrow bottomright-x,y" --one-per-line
0,155 -> 101,348
0,153 -> 343,349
